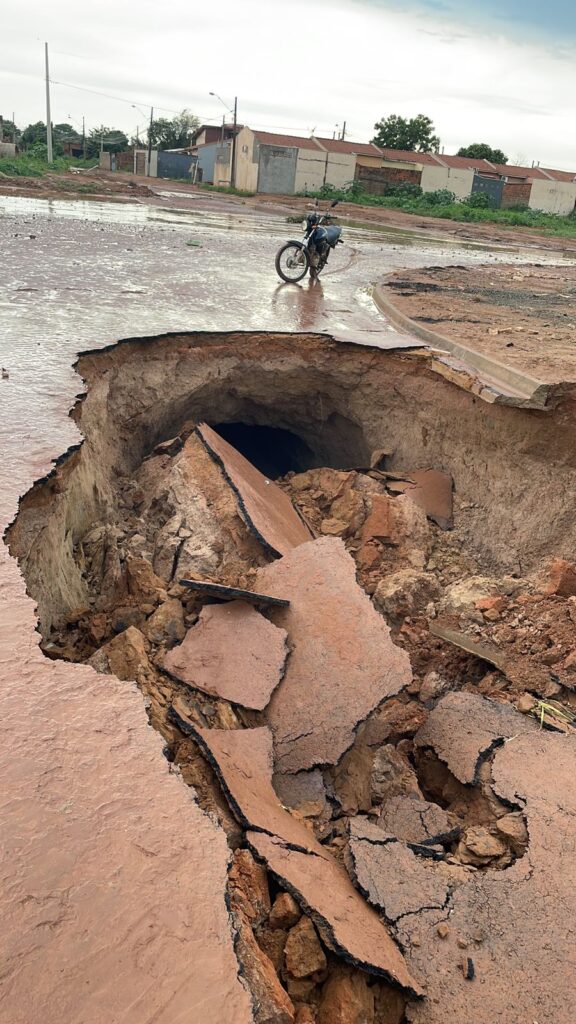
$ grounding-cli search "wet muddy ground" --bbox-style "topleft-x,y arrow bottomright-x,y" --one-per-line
2,192 -> 576,1024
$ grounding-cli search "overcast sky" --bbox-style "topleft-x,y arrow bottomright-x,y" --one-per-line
2,0 -> 576,167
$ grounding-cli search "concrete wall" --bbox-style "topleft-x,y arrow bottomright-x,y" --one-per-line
232,128 -> 258,191
420,164 -> 474,198
295,150 -> 355,193
529,179 -> 576,216
355,154 -> 382,168
0,141 -> 16,156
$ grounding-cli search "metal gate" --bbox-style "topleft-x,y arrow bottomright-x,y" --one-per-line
472,173 -> 503,208
257,144 -> 297,194
157,151 -> 196,181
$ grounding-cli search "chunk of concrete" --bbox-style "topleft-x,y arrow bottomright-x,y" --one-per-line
388,469 -> 453,530
257,537 -> 413,774
163,601 -> 288,710
180,714 -> 421,996
248,832 -> 422,996
196,423 -> 313,557
348,818 -> 453,922
415,692 -> 536,785
378,795 -> 456,846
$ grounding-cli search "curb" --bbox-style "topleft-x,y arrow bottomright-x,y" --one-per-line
372,280 -> 557,409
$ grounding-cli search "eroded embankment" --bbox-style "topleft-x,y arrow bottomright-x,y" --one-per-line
6,330 -> 576,1024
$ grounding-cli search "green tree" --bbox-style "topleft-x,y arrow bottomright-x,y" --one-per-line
457,143 -> 508,165
0,117 -> 18,141
148,109 -> 200,150
53,122 -> 80,143
20,121 -> 47,149
87,125 -> 128,157
371,114 -> 440,152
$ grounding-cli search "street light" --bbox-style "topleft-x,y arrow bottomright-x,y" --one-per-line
209,90 -> 238,189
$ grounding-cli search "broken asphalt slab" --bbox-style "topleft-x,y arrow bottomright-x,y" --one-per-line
179,578 -> 289,608
400,692 -> 576,1024
257,536 -> 413,774
196,423 -> 313,557
176,716 -> 422,996
162,600 -> 288,711
347,817 -> 458,923
415,690 -> 536,785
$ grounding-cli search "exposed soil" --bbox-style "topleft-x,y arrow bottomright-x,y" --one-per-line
382,263 -> 576,382
6,329 -> 576,1023
0,169 -> 154,203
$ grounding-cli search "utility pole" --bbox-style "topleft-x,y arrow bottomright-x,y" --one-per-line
45,42 -> 53,162
230,96 -> 237,189
340,121 -> 347,141
82,115 -> 85,159
220,114 -> 225,144
12,111 -> 16,144
146,106 -> 154,176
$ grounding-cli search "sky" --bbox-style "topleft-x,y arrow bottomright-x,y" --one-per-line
1,0 -> 576,168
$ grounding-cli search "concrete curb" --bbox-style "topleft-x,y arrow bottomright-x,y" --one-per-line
372,280 -> 561,409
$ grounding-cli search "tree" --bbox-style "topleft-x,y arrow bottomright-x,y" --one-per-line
0,117 -> 18,141
87,125 -> 128,157
457,143 -> 508,165
20,121 -> 47,149
372,114 -> 440,152
148,109 -> 200,150
53,122 -> 80,143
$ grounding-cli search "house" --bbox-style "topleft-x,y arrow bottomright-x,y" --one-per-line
191,123 -> 242,184
229,128 -> 357,194
363,148 -> 576,214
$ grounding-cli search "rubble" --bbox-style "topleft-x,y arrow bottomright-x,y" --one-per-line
183,718 -> 422,995
257,537 -> 413,773
9,338 -> 576,1024
399,693 -> 576,1023
196,423 -> 313,556
163,601 -> 288,710
415,691 -> 535,784
347,818 -> 458,921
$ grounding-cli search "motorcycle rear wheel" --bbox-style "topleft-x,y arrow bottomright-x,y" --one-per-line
275,243 -> 310,283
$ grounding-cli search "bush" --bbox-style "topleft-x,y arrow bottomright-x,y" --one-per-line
421,188 -> 456,205
386,181 -> 423,198
462,191 -> 494,209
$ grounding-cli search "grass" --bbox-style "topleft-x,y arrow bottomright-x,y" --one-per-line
198,182 -> 256,197
0,154 -> 97,178
297,186 -> 576,239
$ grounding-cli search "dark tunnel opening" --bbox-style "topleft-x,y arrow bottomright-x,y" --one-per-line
210,422 -> 317,478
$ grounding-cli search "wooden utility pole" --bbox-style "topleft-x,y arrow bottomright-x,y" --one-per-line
45,42 -> 53,162
340,121 -> 347,141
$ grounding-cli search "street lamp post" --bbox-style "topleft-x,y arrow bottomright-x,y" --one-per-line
209,91 -> 238,189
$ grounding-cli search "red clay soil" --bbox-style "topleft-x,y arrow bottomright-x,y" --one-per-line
381,263 -> 576,382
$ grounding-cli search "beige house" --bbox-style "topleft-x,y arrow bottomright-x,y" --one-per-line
228,128 -> 356,194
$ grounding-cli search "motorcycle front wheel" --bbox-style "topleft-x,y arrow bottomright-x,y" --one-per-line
275,243 -> 310,283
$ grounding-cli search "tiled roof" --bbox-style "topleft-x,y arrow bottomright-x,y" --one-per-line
252,130 -> 322,151
379,148 -> 441,166
312,137 -> 382,157
541,167 -> 576,182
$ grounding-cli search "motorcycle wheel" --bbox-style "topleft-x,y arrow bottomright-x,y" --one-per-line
275,243 -> 310,283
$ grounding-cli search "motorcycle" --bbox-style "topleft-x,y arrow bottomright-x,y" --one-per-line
275,199 -> 343,282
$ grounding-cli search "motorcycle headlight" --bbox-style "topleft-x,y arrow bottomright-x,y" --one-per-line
302,220 -> 307,230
